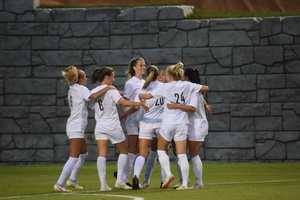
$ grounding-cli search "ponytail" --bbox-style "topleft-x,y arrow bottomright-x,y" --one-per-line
143,65 -> 158,89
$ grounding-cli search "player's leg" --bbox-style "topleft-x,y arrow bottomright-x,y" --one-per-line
96,139 -> 109,190
54,138 -> 82,192
115,140 -> 132,190
67,138 -> 88,190
132,138 -> 151,190
189,141 -> 204,189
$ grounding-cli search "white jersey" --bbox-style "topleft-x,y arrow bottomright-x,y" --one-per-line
124,76 -> 145,127
90,85 -> 123,133
135,81 -> 164,127
151,80 -> 202,125
188,91 -> 209,137
66,83 -> 91,134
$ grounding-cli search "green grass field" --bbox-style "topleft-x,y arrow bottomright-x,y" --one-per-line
0,162 -> 299,200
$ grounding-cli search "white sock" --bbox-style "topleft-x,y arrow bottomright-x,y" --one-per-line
160,163 -> 166,182
191,155 -> 203,185
144,150 -> 157,183
69,152 -> 88,181
134,156 -> 145,178
117,154 -> 128,184
57,157 -> 79,185
157,150 -> 171,177
177,154 -> 189,186
97,157 -> 106,187
175,156 -> 182,181
123,153 -> 136,182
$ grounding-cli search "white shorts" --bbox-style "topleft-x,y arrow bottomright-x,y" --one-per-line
188,133 -> 206,142
188,120 -> 208,142
139,122 -> 161,140
95,128 -> 126,144
67,131 -> 84,139
159,124 -> 188,142
126,125 -> 139,136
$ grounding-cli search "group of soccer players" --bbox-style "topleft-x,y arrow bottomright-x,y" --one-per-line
54,57 -> 211,192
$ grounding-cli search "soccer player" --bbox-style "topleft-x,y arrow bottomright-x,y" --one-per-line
121,65 -> 164,190
167,68 -> 211,189
139,62 -> 209,190
54,66 -> 114,192
89,67 -> 148,191
121,57 -> 146,185
139,68 -> 167,189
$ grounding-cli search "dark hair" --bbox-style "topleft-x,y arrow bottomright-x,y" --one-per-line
91,67 -> 114,84
142,65 -> 159,89
126,57 -> 145,79
184,68 -> 201,84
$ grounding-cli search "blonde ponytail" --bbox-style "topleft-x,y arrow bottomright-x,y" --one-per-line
61,65 -> 79,85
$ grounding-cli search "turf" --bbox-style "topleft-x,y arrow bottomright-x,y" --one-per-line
0,162 -> 299,200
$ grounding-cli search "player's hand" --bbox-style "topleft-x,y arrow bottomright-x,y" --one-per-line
166,101 -> 178,110
205,105 -> 212,115
141,102 -> 149,112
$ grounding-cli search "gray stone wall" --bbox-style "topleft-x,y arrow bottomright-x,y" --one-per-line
0,0 -> 299,164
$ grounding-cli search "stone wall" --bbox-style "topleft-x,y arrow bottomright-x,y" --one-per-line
0,0 -> 299,164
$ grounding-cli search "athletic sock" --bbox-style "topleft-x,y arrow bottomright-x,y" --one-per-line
117,154 -> 128,184
191,155 -> 203,185
69,152 -> 88,181
123,153 -> 136,182
175,156 -> 182,181
157,150 -> 172,177
160,163 -> 166,182
177,154 -> 189,186
134,156 -> 145,178
97,157 -> 107,188
57,157 -> 79,185
144,150 -> 157,183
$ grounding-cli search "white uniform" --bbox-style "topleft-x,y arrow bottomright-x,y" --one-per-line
187,92 -> 209,142
90,85 -> 126,144
135,81 -> 164,140
151,81 -> 202,142
66,83 -> 91,139
123,76 -> 145,135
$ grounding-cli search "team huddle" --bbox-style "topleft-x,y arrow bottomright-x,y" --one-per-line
54,57 -> 211,192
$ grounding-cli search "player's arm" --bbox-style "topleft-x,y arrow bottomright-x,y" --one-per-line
120,107 -> 139,120
166,101 -> 196,112
200,85 -> 209,92
138,93 -> 153,99
89,85 -> 116,99
118,98 -> 149,112
204,100 -> 212,115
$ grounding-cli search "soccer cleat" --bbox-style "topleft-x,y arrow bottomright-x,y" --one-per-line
66,179 -> 83,190
161,174 -> 174,189
113,171 -> 118,179
101,185 -> 113,191
192,183 -> 204,189
54,183 -> 71,192
126,182 -> 132,187
139,180 -> 150,189
132,175 -> 140,190
176,185 -> 192,190
173,179 -> 190,188
172,179 -> 182,189
114,182 -> 132,190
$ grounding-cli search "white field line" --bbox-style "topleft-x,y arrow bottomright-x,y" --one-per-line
0,191 -> 144,200
206,179 -> 300,185
1,179 -> 299,199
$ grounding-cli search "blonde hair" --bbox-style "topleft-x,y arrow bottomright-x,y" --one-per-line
143,65 -> 158,89
61,65 -> 79,85
126,57 -> 145,80
166,62 -> 185,81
